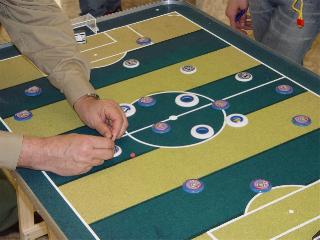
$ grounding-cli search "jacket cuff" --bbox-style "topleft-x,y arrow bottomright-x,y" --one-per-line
0,131 -> 23,170
62,74 -> 96,106
48,67 -> 96,106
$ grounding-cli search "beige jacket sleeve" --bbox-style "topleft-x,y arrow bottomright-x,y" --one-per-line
0,131 -> 23,169
0,0 -> 96,169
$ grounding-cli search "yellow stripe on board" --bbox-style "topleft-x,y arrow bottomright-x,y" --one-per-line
0,12 -> 200,88
79,32 -> 115,52
246,186 -> 302,213
0,56 -> 45,90
5,46 -> 258,137
81,27 -> 141,63
210,182 -> 320,240
59,92 -> 320,224
278,218 -> 320,240
194,186 -> 307,239
85,13 -> 201,68
192,233 -> 212,240
129,12 -> 200,43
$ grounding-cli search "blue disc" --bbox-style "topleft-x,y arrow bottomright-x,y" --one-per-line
275,85 -> 293,95
136,37 -> 151,45
180,95 -> 194,103
196,127 -> 209,134
14,110 -> 32,121
182,179 -> 204,194
137,96 -> 156,107
152,122 -> 171,134
24,86 -> 42,97
292,115 -> 311,127
211,100 -> 230,110
250,179 -> 272,193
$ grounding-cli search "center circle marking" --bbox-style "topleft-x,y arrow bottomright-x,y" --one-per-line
126,91 -> 227,148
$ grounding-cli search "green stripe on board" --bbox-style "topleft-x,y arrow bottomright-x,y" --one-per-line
5,46 -> 259,137
49,77 -> 305,186
59,92 -> 319,224
91,129 -> 320,239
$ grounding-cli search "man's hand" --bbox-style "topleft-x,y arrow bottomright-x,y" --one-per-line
226,0 -> 252,34
74,96 -> 128,140
17,134 -> 115,176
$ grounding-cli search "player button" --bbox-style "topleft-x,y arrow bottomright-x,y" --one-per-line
175,93 -> 199,107
137,96 -> 156,107
226,114 -> 248,127
180,65 -> 197,74
212,100 -> 230,110
123,59 -> 140,68
235,72 -> 253,82
292,115 -> 311,127
152,122 -> 171,134
120,103 -> 136,117
250,179 -> 272,193
275,85 -> 293,95
191,125 -> 214,139
136,37 -> 152,45
14,110 -> 33,121
113,145 -> 122,158
24,86 -> 42,97
182,179 -> 205,194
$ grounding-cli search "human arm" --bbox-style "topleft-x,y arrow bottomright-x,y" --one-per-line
0,130 -> 115,175
0,0 -> 127,139
225,0 -> 252,34
0,0 -> 127,175
0,131 -> 23,170
17,134 -> 114,176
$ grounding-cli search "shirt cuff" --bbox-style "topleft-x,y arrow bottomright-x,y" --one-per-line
0,131 -> 23,170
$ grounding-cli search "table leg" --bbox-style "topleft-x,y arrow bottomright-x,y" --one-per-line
17,185 -> 48,240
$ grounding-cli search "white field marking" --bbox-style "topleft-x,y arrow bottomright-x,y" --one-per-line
0,12 -> 178,62
80,40 -> 116,53
0,116 -> 13,132
208,180 -> 320,238
223,77 -> 284,100
122,90 -> 227,149
127,25 -> 144,37
178,13 -> 320,98
0,54 -> 20,62
207,231 -> 219,240
270,215 -> 320,240
0,11 -> 315,239
80,33 -> 117,53
122,123 -> 154,137
78,11 -> 178,53
244,185 -> 304,214
89,43 -> 150,64
90,50 -> 130,64
103,32 -> 117,43
129,11 -> 181,26
42,172 -> 100,240
91,52 -> 127,69
0,117 -> 100,239
121,74 -> 286,140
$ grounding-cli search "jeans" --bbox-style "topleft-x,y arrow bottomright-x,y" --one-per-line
249,0 -> 320,64
79,0 -> 121,17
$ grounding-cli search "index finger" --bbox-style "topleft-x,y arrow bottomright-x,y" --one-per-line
109,108 -> 125,141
